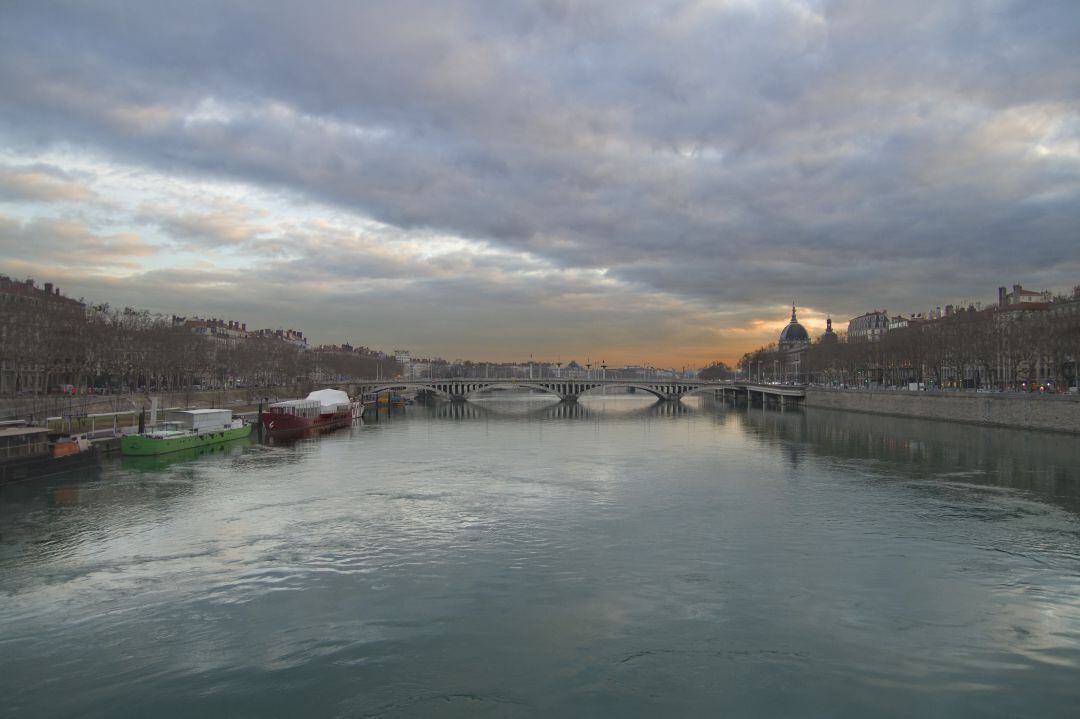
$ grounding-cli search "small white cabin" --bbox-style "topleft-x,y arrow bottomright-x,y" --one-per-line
165,409 -> 234,432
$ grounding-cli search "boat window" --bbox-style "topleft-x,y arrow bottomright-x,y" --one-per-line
1,433 -> 48,459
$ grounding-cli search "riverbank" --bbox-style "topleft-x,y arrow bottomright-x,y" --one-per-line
805,387 -> 1080,434
0,385 -> 309,425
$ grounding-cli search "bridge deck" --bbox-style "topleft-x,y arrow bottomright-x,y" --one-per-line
729,383 -> 807,397
348,378 -> 735,402
342,379 -> 806,403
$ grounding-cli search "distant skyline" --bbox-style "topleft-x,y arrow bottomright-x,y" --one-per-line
2,1 -> 1078,366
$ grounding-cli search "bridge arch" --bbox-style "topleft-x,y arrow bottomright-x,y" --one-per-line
674,385 -> 721,398
357,382 -> 454,399
355,381 -> 567,401
461,382 -> 564,399
576,383 -> 668,400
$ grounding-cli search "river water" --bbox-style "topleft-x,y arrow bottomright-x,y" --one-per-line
2,396 -> 1079,717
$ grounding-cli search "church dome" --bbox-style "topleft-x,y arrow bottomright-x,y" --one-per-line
779,305 -> 809,345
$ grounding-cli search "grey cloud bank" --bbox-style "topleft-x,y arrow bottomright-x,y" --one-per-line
1,0 -> 1078,364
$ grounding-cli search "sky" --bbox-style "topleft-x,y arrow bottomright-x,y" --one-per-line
1,1 -> 1078,368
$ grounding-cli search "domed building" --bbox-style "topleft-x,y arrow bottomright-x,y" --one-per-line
778,304 -> 809,383
779,305 -> 809,350
819,317 -> 838,344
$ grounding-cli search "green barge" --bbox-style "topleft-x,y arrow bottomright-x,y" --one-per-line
121,409 -> 252,456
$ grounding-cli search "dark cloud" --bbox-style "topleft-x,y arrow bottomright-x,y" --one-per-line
0,0 -> 1078,362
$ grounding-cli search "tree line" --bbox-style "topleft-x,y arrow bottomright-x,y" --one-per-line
697,362 -> 736,381
1,297 -> 399,395
738,304 -> 1080,390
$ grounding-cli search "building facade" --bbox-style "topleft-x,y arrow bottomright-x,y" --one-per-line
998,284 -> 1052,307
1,277 -> 86,394
847,311 -> 890,342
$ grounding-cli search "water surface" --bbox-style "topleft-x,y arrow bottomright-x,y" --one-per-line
2,396 -> 1079,717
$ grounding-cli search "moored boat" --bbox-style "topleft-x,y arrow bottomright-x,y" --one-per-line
1,426 -> 100,484
122,435 -> 251,471
261,389 -> 354,437
121,409 -> 252,456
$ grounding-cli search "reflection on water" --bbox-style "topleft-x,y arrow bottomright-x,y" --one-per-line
1,396 -> 1078,718
258,422 -> 356,446
0,465 -> 103,516
736,406 -> 1080,513
421,395 -> 699,421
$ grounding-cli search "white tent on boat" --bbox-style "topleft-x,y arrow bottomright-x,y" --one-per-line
306,389 -> 351,410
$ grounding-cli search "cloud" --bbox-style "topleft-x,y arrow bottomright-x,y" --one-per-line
0,164 -> 98,203
0,0 -> 1078,364
137,202 -> 271,249
0,214 -> 158,270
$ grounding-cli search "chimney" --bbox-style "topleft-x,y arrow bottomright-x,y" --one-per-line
55,287 -> 60,295
1013,284 -> 1022,297
25,278 -> 34,287
998,286 -> 1007,307
44,282 -> 53,294
242,323 -> 246,331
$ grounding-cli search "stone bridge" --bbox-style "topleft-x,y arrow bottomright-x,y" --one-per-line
346,378 -> 730,403
716,382 -> 807,409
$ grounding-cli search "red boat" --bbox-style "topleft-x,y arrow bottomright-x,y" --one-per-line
261,389 -> 354,437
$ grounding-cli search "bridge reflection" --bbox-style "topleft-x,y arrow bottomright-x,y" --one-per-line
405,397 -> 702,422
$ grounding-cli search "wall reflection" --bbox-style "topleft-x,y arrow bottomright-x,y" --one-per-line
733,405 -> 1080,513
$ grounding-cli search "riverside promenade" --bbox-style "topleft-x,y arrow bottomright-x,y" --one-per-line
0,385 -> 308,427
804,387 -> 1080,435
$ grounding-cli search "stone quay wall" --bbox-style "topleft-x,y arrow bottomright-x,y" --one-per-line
0,384 -> 308,424
804,387 -> 1080,435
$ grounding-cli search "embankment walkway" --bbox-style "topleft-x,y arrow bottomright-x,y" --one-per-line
804,387 -> 1080,435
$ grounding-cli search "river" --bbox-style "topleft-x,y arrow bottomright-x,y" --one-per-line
2,396 -> 1079,717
